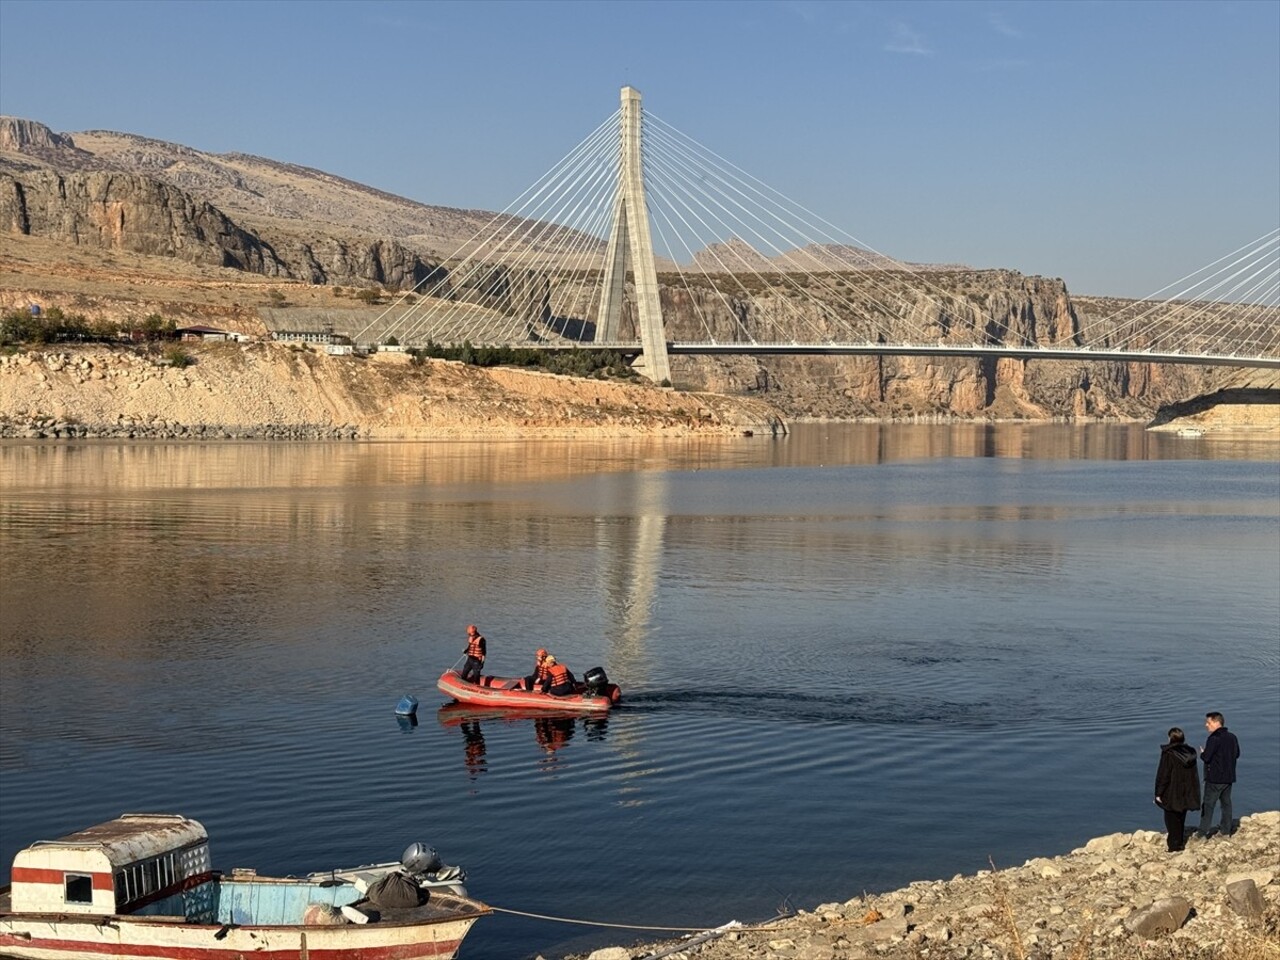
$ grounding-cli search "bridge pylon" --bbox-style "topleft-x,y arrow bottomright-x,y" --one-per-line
597,86 -> 672,385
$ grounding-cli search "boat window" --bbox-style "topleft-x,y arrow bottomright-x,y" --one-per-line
146,859 -> 161,894
64,873 -> 93,904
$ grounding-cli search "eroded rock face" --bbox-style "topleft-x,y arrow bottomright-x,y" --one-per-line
0,117 -> 78,153
0,167 -> 444,291
0,168 -> 288,274
651,273 -> 1225,419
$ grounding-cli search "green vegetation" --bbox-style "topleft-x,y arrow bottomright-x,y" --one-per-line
265,288 -> 288,307
130,313 -> 177,342
1,308 -> 191,348
2,307 -> 120,345
410,341 -> 637,379
162,345 -> 195,368
354,287 -> 383,305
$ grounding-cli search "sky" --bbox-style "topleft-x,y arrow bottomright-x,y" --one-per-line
1,0 -> 1277,299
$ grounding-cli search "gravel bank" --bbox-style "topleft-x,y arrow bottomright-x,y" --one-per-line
564,811 -> 1279,960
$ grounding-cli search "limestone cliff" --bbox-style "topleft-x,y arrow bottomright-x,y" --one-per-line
0,117 -> 447,291
0,167 -> 289,273
599,271 -> 1233,420
0,164 -> 444,291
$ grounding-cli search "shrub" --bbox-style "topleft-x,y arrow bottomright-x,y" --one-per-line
406,342 -> 638,379
355,288 -> 383,305
163,346 -> 195,368
1,308 -> 104,345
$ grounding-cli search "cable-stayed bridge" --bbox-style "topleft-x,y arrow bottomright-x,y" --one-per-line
356,87 -> 1280,379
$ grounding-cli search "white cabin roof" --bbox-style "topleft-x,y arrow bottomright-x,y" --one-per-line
15,813 -> 208,870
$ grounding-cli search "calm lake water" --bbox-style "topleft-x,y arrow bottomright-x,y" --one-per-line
1,424 -> 1278,959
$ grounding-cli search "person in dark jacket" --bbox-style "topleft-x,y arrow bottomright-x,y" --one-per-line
1154,727 -> 1201,852
1196,711 -> 1241,839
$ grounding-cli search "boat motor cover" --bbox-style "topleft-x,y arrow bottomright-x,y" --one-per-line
584,667 -> 609,691
401,841 -> 441,875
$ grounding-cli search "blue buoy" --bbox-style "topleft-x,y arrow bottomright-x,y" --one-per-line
395,694 -> 419,717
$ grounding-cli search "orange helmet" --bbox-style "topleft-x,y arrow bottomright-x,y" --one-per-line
536,647 -> 548,659
467,624 -> 478,636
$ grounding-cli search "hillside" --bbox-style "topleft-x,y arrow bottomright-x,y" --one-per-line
1,115 -> 1275,434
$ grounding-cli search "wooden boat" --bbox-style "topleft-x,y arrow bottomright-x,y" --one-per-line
437,666 -> 621,714
0,813 -> 490,960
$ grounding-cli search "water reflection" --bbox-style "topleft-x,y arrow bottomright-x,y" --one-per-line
434,705 -> 611,775
1,424 -> 1271,496
461,720 -> 487,779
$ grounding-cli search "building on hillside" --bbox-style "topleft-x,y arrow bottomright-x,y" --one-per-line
273,328 -> 336,345
175,325 -> 232,342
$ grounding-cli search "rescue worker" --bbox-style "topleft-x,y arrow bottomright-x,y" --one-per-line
524,647 -> 551,691
541,654 -> 576,697
460,624 -> 486,684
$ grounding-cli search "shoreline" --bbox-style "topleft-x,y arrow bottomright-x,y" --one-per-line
2,344 -> 1276,441
562,811 -> 1279,960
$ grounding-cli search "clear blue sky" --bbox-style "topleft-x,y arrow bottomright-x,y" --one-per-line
1,0 -> 1277,299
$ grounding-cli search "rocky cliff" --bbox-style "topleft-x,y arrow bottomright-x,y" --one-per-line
0,118 -> 448,291
582,270 -> 1235,420
0,167 -> 289,273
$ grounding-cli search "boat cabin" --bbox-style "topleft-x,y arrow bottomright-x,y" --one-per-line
8,813 -> 212,918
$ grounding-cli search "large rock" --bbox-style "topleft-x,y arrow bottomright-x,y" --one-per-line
1226,878 -> 1266,919
1123,897 -> 1192,938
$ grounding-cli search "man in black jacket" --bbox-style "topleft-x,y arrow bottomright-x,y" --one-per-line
1196,711 -> 1241,839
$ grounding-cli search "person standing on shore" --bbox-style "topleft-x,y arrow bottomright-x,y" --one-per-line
1154,727 -> 1201,852
460,624 -> 487,684
1197,711 -> 1241,838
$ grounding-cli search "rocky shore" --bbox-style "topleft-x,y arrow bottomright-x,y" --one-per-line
567,811 -> 1279,960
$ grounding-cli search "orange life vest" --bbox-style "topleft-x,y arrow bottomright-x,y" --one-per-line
534,660 -> 553,683
547,663 -> 572,688
466,634 -> 485,660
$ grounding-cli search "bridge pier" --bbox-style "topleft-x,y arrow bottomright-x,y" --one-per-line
597,86 -> 672,385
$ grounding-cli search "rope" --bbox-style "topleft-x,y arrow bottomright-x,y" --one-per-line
488,904 -> 712,932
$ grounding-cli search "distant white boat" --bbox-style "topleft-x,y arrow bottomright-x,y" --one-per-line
1176,426 -> 1205,437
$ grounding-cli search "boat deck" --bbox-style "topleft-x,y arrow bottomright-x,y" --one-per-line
359,891 -> 489,925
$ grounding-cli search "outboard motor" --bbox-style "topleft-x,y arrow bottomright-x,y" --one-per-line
583,667 -> 609,697
399,842 -> 467,894
401,842 -> 441,877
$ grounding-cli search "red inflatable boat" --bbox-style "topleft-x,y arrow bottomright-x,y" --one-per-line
436,667 -> 621,714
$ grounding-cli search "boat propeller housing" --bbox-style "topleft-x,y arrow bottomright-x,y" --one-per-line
401,842 -> 441,876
